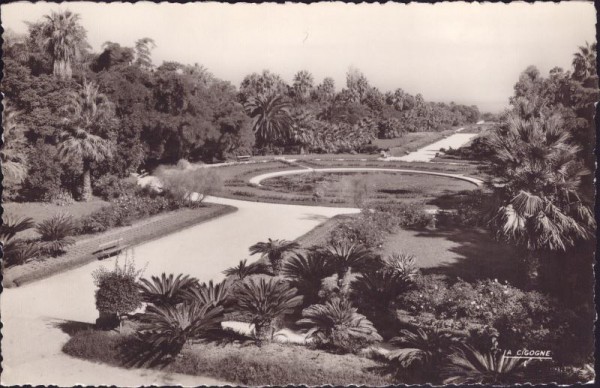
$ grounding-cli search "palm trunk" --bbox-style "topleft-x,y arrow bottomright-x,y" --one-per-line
81,164 -> 93,201
254,319 -> 273,345
524,251 -> 540,289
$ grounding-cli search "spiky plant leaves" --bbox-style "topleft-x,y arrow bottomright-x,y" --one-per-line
138,302 -> 224,357
283,252 -> 335,306
249,238 -> 300,275
36,214 -> 76,256
183,279 -> 232,309
138,273 -> 199,307
1,215 -> 35,240
388,327 -> 463,371
1,235 -> 40,267
297,298 -> 382,353
233,277 -> 303,343
320,241 -> 374,277
223,259 -> 272,280
442,345 -> 525,385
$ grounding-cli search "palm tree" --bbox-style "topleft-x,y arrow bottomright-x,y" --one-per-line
249,238 -> 300,275
1,105 -> 29,183
297,298 -> 382,353
283,252 -> 335,306
442,345 -> 525,385
292,70 -> 314,101
486,113 -> 595,281
58,79 -> 114,201
233,278 -> 302,344
572,41 -> 597,82
138,273 -> 199,307
244,94 -> 294,147
223,259 -> 272,280
38,10 -> 90,79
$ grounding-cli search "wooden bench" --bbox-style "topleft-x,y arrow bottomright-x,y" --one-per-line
93,238 -> 125,260
236,155 -> 251,162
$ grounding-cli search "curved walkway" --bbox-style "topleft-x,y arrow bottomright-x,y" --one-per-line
250,167 -> 483,187
1,197 -> 359,386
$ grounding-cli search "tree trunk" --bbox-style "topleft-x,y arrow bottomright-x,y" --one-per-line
524,251 -> 540,289
81,165 -> 92,201
254,319 -> 273,345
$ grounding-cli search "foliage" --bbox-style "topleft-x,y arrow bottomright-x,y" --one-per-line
36,213 -> 76,256
138,302 -> 224,357
223,259 -> 272,280
233,278 -> 303,343
157,168 -> 223,206
1,215 -> 35,240
93,174 -> 138,200
442,345 -> 525,385
297,298 -> 382,353
387,327 -> 463,381
319,241 -> 375,279
183,279 -> 232,309
138,273 -> 199,307
1,236 -> 40,267
1,105 -> 29,184
283,252 -> 335,306
93,256 -> 144,329
249,238 -> 300,275
244,94 -> 293,147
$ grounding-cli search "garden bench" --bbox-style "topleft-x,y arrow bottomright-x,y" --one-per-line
236,155 -> 251,162
93,238 -> 125,260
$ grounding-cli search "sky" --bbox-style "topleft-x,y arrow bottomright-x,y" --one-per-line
1,1 -> 596,113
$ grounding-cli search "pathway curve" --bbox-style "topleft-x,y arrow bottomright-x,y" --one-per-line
1,197 -> 358,386
250,167 -> 483,187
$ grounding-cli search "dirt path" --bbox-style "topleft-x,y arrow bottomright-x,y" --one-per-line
1,197 -> 358,386
384,132 -> 478,162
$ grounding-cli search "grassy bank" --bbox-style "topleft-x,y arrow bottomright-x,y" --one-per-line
4,204 -> 237,288
63,329 -> 393,386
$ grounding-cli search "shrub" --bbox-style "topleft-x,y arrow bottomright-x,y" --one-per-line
1,237 -> 40,267
93,256 -> 144,331
233,278 -> 303,344
36,213 -> 76,256
93,174 -> 138,200
158,168 -> 223,206
138,273 -> 199,308
20,145 -> 63,202
297,298 -> 382,354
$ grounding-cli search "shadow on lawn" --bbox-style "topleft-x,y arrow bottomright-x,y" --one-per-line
415,226 -> 525,286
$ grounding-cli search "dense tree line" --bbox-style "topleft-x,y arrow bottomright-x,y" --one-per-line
1,10 -> 479,202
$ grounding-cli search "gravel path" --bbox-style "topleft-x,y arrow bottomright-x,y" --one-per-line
383,132 -> 478,162
1,197 -> 358,386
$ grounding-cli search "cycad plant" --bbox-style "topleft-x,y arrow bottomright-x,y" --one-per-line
283,252 -> 335,306
297,298 -> 382,353
184,279 -> 232,309
387,327 -> 463,381
1,215 -> 35,240
442,345 -> 525,385
137,302 -> 224,357
36,214 -> 76,256
223,259 -> 272,280
249,238 -> 300,275
1,236 -> 40,267
138,273 -> 199,307
233,278 -> 303,344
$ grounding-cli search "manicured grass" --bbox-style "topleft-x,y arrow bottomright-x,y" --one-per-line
63,329 -> 394,386
373,130 -> 451,156
3,197 -> 110,239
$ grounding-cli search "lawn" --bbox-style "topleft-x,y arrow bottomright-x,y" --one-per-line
260,171 -> 476,205
2,197 -> 110,239
63,329 -> 394,386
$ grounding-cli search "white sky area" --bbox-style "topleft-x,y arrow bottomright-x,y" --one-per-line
1,1 -> 596,112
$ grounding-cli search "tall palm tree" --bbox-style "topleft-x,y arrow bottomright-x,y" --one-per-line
572,41 -> 597,82
486,112 -> 595,281
58,80 -> 115,201
244,94 -> 294,147
249,238 -> 300,275
1,105 -> 28,183
292,70 -> 314,101
39,10 -> 90,79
